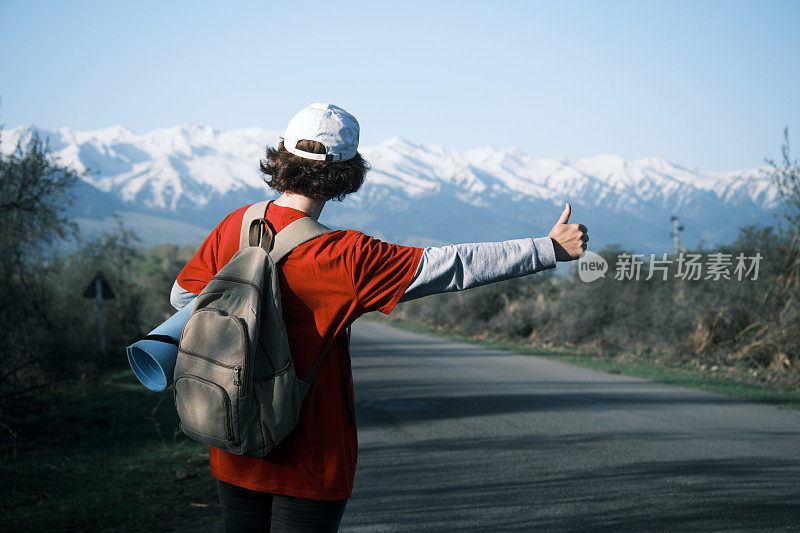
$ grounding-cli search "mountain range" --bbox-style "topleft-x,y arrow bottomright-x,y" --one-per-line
0,124 -> 782,252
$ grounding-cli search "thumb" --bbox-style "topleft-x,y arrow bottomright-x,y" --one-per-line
557,202 -> 571,224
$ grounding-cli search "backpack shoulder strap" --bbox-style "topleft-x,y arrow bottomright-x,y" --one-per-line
300,324 -> 350,386
240,207 -> 334,391
269,216 -> 332,264
239,200 -> 270,250
269,216 -> 334,391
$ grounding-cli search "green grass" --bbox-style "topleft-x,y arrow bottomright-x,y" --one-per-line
3,321 -> 798,530
0,369 -> 220,532
375,318 -> 800,411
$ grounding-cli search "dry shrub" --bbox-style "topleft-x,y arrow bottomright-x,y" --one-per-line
735,340 -> 778,368
692,308 -> 737,355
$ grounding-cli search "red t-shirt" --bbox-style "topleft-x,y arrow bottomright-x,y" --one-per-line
176,202 -> 423,500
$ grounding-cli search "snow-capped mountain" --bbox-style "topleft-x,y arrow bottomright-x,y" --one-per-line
0,124 -> 782,251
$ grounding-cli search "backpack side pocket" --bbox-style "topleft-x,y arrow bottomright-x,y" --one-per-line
175,307 -> 250,452
174,375 -> 236,446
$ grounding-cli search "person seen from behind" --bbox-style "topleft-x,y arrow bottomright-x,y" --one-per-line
171,103 -> 588,532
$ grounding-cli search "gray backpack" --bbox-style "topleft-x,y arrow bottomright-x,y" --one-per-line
173,200 -> 334,457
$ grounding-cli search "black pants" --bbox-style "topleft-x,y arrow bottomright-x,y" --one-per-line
216,479 -> 348,533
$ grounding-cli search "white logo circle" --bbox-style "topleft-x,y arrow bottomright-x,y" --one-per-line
578,251 -> 608,282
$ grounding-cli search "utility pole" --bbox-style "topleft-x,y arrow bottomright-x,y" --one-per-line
670,215 -> 686,300
670,215 -> 684,256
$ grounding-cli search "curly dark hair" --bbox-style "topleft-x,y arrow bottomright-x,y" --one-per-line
259,139 -> 370,201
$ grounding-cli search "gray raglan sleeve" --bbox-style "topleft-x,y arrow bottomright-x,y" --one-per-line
399,236 -> 557,303
170,280 -> 198,310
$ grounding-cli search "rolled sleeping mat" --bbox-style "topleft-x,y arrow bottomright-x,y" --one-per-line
126,298 -> 196,392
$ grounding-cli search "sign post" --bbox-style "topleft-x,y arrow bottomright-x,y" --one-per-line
83,271 -> 115,358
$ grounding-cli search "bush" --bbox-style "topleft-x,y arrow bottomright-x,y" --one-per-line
0,133 -> 195,422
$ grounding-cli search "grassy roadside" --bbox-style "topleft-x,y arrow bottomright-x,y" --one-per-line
3,320 -> 797,531
0,368 -> 220,532
367,317 -> 800,411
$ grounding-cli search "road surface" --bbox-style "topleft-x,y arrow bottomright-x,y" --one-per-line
338,320 -> 800,532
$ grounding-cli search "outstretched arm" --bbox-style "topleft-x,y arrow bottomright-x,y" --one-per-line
399,237 -> 555,302
399,202 -> 588,302
171,203 -> 588,310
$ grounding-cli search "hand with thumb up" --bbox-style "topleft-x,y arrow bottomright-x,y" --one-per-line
548,202 -> 589,261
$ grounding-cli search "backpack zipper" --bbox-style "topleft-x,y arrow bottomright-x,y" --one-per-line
178,348 -> 238,369
253,359 -> 292,382
234,317 -> 250,393
211,275 -> 263,298
221,385 -> 235,441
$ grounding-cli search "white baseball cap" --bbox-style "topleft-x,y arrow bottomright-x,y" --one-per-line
283,103 -> 360,162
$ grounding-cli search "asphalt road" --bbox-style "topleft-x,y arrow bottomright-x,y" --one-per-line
338,320 -> 800,532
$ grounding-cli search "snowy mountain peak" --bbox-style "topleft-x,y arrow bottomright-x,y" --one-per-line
0,123 -> 783,250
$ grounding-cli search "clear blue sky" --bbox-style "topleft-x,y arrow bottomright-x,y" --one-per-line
1,0 -> 798,170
